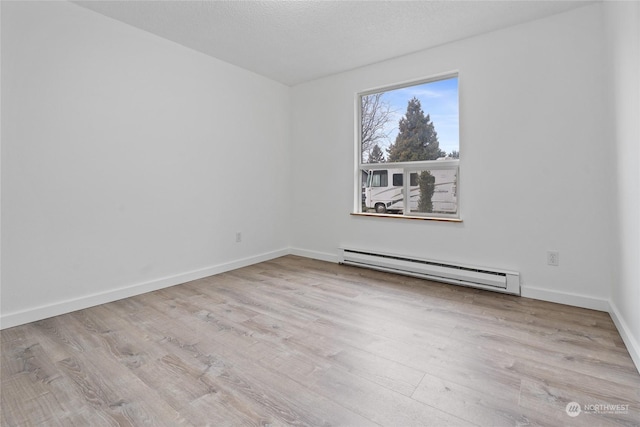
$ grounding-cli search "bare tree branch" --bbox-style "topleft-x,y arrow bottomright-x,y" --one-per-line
361,93 -> 394,163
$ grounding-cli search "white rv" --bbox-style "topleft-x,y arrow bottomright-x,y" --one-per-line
364,167 -> 457,214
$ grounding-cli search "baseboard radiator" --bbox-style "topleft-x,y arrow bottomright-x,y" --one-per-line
339,248 -> 520,295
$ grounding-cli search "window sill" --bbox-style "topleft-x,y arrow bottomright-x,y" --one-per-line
351,212 -> 463,222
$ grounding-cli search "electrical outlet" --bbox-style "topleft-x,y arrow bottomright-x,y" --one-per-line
547,251 -> 559,266
235,232 -> 242,243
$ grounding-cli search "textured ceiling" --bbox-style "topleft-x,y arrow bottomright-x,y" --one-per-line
73,1 -> 594,86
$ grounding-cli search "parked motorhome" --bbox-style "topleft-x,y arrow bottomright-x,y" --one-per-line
364,167 -> 457,214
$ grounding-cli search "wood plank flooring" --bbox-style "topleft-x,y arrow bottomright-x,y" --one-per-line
1,255 -> 639,426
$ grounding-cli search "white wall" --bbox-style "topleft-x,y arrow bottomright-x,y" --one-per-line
290,5 -> 613,309
1,1 -> 291,327
604,1 -> 640,371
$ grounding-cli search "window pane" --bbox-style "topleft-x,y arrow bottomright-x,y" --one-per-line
408,167 -> 458,215
392,174 -> 403,187
361,76 -> 459,164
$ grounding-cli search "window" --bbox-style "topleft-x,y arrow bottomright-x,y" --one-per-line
392,173 -> 419,187
357,74 -> 460,219
370,170 -> 388,187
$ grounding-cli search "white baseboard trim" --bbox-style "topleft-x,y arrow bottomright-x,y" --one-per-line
289,247 -> 340,263
608,300 -> 640,374
520,286 -> 610,312
0,248 -> 289,330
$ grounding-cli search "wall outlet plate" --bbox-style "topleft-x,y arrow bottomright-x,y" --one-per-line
547,251 -> 559,266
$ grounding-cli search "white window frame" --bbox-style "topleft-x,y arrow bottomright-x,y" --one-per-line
354,72 -> 460,220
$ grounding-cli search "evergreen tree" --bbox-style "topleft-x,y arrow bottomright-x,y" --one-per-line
418,172 -> 435,212
387,97 -> 444,212
368,144 -> 385,163
387,97 -> 445,162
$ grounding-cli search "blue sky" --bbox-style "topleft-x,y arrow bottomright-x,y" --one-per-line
378,76 -> 459,156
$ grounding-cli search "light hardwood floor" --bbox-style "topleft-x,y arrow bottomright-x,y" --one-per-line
1,255 -> 639,426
